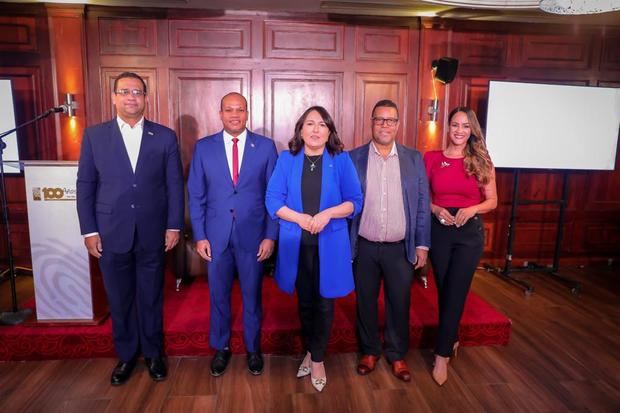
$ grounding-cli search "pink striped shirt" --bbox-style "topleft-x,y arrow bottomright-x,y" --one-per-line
358,142 -> 406,242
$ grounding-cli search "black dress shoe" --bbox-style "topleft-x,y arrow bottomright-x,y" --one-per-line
247,352 -> 264,375
145,357 -> 167,381
210,349 -> 232,377
110,359 -> 136,386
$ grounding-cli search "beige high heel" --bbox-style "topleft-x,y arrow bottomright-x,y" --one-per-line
432,342 -> 459,386
310,361 -> 327,392
432,355 -> 449,386
296,352 -> 311,378
311,375 -> 327,392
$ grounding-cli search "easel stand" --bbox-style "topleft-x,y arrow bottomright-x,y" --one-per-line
484,169 -> 581,296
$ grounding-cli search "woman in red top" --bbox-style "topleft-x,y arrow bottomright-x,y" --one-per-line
423,107 -> 498,386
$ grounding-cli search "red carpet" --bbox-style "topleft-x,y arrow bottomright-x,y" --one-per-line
0,275 -> 510,361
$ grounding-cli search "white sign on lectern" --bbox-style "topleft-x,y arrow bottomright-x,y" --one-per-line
24,161 -> 93,320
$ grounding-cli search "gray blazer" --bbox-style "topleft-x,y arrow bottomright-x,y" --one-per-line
348,142 -> 431,264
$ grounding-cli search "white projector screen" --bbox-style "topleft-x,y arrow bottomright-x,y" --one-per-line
0,79 -> 21,174
485,81 -> 620,170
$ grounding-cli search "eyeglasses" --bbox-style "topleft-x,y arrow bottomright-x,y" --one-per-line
115,89 -> 146,97
372,117 -> 398,126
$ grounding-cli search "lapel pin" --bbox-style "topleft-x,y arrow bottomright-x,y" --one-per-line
148,131 -> 154,136
250,143 -> 255,148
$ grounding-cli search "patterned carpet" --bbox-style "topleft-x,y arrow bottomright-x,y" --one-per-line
0,274 -> 511,360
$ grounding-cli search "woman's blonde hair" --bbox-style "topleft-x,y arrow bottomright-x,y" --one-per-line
448,106 -> 494,186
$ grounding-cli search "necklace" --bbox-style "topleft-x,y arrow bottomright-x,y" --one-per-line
305,154 -> 321,172
443,149 -> 464,159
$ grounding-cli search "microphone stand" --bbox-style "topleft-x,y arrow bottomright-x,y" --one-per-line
0,106 -> 66,325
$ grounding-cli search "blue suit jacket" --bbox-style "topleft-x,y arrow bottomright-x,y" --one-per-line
349,142 -> 431,264
266,149 -> 363,298
187,130 -> 278,255
76,119 -> 184,253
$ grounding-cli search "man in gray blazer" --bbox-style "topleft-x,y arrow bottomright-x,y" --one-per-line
349,99 -> 431,382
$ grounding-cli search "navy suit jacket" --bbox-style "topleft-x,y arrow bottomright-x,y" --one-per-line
76,119 -> 184,253
187,130 -> 278,255
349,142 -> 431,264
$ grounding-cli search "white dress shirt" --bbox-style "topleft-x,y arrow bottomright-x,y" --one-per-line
223,129 -> 247,181
117,116 -> 144,173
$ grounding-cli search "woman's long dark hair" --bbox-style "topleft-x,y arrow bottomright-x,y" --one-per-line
288,106 -> 344,156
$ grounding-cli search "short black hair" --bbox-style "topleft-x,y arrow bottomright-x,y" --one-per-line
114,72 -> 147,94
371,99 -> 399,118
220,92 -> 248,111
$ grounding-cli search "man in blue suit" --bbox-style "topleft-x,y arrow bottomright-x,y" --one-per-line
349,99 -> 431,382
77,72 -> 184,385
187,92 -> 278,376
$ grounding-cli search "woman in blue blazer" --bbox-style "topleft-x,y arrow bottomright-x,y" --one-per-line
266,106 -> 362,392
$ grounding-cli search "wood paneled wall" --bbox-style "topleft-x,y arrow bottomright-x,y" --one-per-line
416,19 -> 620,265
0,5 -> 58,266
84,8 -> 420,171
0,4 -> 618,270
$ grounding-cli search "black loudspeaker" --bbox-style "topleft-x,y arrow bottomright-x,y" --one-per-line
432,57 -> 459,84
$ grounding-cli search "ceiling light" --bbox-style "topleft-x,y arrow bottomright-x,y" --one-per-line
539,0 -> 620,14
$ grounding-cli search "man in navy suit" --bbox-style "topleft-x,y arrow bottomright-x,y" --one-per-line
77,72 -> 184,385
349,99 -> 431,382
187,92 -> 278,376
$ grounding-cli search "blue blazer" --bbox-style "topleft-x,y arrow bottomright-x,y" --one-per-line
76,119 -> 184,253
187,130 -> 278,254
349,142 -> 431,264
266,149 -> 363,298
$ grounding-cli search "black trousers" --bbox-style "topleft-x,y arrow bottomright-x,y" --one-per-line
354,237 -> 413,362
296,244 -> 334,362
429,210 -> 484,357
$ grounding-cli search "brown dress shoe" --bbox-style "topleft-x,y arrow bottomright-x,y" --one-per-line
391,360 -> 411,382
357,355 -> 380,375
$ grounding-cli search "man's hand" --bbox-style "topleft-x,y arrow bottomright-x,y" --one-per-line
256,239 -> 275,262
84,234 -> 103,258
309,210 -> 331,234
414,248 -> 428,270
165,230 -> 180,252
196,239 -> 212,262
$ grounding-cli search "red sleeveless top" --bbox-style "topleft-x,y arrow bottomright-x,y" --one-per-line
423,150 -> 483,208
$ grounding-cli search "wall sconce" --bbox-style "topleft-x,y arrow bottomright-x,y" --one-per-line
62,93 -> 77,117
53,93 -> 78,117
428,57 -> 459,121
428,98 -> 439,122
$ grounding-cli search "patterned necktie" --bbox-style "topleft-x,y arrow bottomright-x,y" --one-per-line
232,137 -> 239,186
